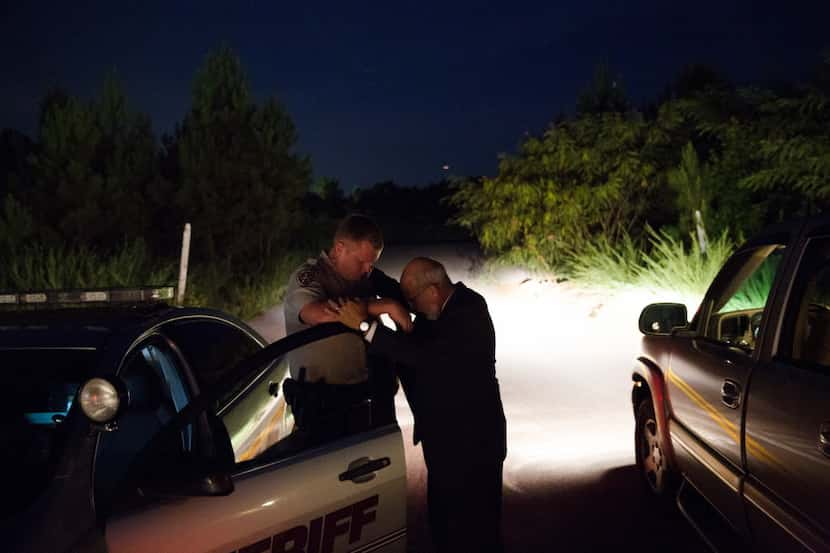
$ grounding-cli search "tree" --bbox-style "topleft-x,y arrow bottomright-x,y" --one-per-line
313,177 -> 345,204
661,64 -> 731,102
668,142 -> 712,246
27,74 -> 157,249
169,46 -> 311,273
0,128 -> 35,200
577,63 -> 629,115
452,112 -> 664,268
652,86 -> 765,239
306,176 -> 347,219
733,86 -> 830,215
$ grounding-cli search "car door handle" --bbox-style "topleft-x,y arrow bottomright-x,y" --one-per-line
820,423 -> 830,458
721,379 -> 742,409
339,457 -> 391,483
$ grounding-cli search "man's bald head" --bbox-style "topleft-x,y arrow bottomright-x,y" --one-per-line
401,257 -> 454,320
401,257 -> 449,292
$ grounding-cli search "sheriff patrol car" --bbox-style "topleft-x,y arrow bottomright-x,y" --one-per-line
0,287 -> 406,553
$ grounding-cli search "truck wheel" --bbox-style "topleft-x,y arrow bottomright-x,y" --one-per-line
635,398 -> 677,497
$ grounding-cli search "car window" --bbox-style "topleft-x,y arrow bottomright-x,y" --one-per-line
162,319 -> 262,391
112,328 -> 386,486
217,339 -> 377,468
94,338 -> 193,511
0,349 -> 95,520
783,236 -> 830,369
702,245 -> 786,352
218,355 -> 295,463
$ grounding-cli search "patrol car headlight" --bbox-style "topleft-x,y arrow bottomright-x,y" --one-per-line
79,378 -> 124,423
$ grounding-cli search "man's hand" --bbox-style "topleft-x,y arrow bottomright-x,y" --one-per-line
369,298 -> 414,333
338,300 -> 369,331
299,299 -> 341,325
385,300 -> 414,333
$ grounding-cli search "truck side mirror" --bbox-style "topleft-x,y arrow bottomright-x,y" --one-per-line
639,303 -> 688,335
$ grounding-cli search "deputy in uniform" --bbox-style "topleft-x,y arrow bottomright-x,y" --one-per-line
283,214 -> 412,429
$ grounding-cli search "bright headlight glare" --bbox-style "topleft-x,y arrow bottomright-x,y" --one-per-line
80,378 -> 121,423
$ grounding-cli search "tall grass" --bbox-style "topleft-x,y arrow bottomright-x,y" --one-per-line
0,240 -> 175,291
565,233 -> 642,287
636,227 -> 734,298
186,251 -> 309,320
564,226 -> 735,300
1,240 -> 308,320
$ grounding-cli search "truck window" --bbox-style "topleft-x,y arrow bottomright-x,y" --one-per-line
784,237 -> 830,368
703,245 -> 786,351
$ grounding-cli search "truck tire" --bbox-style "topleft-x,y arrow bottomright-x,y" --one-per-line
635,398 -> 678,498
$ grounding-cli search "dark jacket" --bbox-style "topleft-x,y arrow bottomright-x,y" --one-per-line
369,282 -> 507,464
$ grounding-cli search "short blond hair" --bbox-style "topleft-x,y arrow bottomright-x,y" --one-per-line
334,214 -> 383,249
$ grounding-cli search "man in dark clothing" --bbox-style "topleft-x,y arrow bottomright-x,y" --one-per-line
338,257 -> 507,553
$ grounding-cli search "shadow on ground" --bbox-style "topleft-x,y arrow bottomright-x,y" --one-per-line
405,457 -> 706,552
501,464 -> 706,552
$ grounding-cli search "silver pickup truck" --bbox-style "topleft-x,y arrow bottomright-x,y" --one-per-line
632,215 -> 830,553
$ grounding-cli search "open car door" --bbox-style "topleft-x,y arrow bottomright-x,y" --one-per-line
104,324 -> 407,553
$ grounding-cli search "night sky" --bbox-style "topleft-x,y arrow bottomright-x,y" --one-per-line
2,1 -> 828,189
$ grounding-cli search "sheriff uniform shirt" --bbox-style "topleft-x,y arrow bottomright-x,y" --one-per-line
283,251 -> 375,385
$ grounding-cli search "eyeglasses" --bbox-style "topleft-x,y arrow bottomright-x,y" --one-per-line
406,284 -> 433,307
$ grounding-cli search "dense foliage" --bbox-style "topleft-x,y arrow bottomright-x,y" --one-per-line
3,47 -> 830,313
452,112 -> 663,269
452,55 -> 830,277
0,47 -> 312,317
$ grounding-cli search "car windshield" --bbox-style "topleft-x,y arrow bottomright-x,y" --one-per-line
0,348 -> 96,519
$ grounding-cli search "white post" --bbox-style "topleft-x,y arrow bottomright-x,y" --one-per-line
177,223 -> 191,306
695,210 -> 708,256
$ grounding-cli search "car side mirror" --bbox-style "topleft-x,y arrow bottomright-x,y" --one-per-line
639,303 -> 688,335
177,468 -> 234,497
132,412 -> 235,498
137,459 -> 234,498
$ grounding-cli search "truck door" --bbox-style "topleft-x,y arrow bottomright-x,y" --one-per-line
668,240 -> 788,537
744,231 -> 830,553
105,324 -> 407,553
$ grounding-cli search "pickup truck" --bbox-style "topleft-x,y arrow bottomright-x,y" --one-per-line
633,215 -> 830,552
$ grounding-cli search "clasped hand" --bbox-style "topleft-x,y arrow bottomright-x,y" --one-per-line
331,297 -> 414,333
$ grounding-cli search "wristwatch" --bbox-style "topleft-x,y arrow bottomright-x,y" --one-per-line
359,320 -> 371,333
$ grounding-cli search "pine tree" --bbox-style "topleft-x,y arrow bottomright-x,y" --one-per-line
668,142 -> 712,241
28,75 -> 157,249
171,46 -> 311,272
576,63 -> 629,115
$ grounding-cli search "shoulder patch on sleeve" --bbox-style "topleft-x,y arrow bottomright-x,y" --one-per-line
297,265 -> 318,288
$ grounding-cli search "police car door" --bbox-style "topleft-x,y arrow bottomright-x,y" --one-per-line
106,324 -> 407,553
